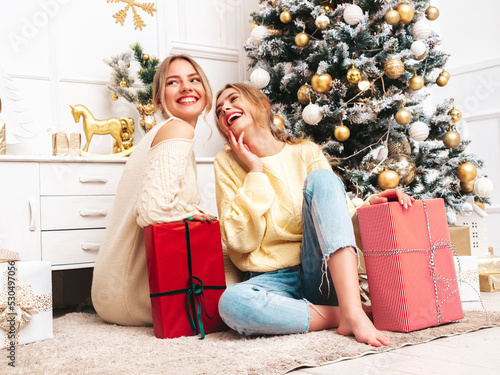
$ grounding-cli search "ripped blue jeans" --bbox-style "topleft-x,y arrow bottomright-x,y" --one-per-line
218,169 -> 357,335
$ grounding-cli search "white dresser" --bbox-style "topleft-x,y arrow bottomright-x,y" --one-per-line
0,156 -> 218,271
0,156 -> 126,270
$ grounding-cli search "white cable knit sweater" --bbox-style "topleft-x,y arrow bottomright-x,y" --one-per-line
92,117 -> 208,326
135,136 -> 205,227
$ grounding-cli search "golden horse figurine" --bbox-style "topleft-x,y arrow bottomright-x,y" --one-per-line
70,104 -> 135,153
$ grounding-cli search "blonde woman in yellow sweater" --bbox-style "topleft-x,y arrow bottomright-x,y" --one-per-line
213,83 -> 414,347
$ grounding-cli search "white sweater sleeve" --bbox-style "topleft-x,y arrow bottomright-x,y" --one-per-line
135,139 -> 203,227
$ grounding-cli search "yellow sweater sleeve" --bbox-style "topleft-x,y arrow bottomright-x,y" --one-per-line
214,152 -> 275,254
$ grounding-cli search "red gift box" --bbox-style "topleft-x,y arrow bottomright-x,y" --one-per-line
357,198 -> 463,332
144,221 -> 227,339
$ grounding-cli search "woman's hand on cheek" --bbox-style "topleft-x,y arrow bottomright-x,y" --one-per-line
369,188 -> 415,209
227,130 -> 263,173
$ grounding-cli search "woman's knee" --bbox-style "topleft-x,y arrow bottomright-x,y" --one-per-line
304,169 -> 344,194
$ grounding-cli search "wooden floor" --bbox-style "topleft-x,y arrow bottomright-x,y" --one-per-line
290,293 -> 500,374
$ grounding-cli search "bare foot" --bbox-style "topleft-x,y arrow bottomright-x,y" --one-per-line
337,308 -> 391,347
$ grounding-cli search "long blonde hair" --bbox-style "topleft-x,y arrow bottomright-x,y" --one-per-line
214,83 -> 303,145
152,54 -> 213,128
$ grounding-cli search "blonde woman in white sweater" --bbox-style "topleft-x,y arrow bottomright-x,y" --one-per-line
92,55 -> 215,326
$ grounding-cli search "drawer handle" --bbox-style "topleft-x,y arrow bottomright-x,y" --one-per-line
79,175 -> 108,184
81,243 -> 100,251
79,209 -> 108,217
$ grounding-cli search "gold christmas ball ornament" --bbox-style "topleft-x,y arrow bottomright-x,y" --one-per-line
112,93 -> 119,101
442,130 -> 461,149
388,136 -> 411,156
448,107 -> 462,122
346,67 -> 362,84
457,162 -> 477,182
425,5 -> 440,21
311,73 -> 333,93
250,22 -> 257,31
142,53 -> 150,61
280,9 -> 292,24
441,70 -> 450,79
386,154 -> 417,186
395,107 -> 412,125
267,27 -> 283,36
334,125 -> 350,142
384,8 -> 400,25
378,170 -> 400,190
384,57 -> 405,79
120,79 -> 127,88
395,3 -> 414,24
297,84 -> 312,105
295,32 -> 310,47
315,14 -> 330,29
475,201 -> 485,211
273,115 -> 285,130
409,73 -> 424,90
460,180 -> 475,192
435,74 -> 449,87
323,4 -> 334,13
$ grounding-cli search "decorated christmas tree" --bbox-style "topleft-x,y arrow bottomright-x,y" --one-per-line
104,42 -> 160,133
244,0 -> 493,224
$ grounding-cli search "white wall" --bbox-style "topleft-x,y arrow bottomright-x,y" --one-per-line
1,0 -> 497,251
432,0 -> 500,254
0,0 -> 258,157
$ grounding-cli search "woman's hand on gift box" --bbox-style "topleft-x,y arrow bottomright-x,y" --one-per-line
369,188 -> 415,209
185,214 -> 218,223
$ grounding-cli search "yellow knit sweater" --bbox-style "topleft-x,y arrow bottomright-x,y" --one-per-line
214,141 -> 356,273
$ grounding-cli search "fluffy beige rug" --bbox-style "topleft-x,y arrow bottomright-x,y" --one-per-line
4,310 -> 500,375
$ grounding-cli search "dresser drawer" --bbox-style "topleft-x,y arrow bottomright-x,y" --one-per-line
40,162 -> 124,196
42,228 -> 104,265
40,195 -> 115,230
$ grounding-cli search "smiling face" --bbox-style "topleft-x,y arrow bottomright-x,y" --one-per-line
215,88 -> 253,137
163,58 -> 207,126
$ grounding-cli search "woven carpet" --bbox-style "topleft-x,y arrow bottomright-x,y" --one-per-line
3,310 -> 499,375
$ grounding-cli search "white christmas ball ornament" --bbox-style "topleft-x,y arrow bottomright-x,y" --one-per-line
250,25 -> 268,44
409,121 -> 429,141
376,145 -> 388,161
343,4 -> 363,25
473,176 -> 494,198
411,41 -> 427,57
250,67 -> 270,89
302,103 -> 323,125
315,14 -> 330,29
412,19 -> 432,40
351,197 -> 364,208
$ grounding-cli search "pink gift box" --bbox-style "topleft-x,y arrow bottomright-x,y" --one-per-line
357,198 -> 463,332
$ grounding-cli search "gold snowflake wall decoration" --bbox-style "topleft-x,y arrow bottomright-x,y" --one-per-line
107,0 -> 156,31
